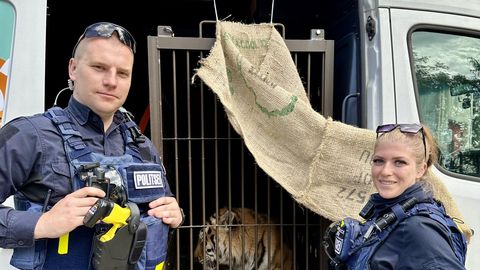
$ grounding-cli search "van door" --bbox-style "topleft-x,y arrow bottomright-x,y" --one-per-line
389,6 -> 480,269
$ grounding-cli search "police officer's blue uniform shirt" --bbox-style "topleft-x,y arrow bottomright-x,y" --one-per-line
0,97 -> 163,249
367,184 -> 466,269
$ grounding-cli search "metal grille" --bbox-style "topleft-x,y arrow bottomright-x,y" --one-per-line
147,24 -> 335,270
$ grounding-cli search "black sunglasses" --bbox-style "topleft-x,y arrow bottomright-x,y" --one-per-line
72,22 -> 136,57
376,124 -> 427,160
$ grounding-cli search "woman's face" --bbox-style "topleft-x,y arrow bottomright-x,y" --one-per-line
371,142 -> 426,199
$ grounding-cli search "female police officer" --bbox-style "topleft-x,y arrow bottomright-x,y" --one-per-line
324,124 -> 467,269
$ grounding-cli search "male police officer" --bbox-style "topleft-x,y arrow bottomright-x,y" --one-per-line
0,22 -> 183,269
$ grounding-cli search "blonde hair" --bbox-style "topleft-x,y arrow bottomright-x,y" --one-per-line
375,124 -> 439,170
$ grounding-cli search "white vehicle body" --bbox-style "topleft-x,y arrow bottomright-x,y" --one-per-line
0,1 -> 46,268
1,0 -> 479,269
1,0 -> 45,124
358,1 -> 479,268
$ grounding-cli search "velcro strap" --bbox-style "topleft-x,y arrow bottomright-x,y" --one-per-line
50,115 -> 72,125
391,204 -> 407,222
59,124 -> 82,137
67,137 -> 87,150
69,148 -> 92,160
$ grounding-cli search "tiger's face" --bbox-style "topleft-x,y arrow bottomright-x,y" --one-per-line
194,225 -> 218,268
194,208 -> 236,269
194,208 -> 293,270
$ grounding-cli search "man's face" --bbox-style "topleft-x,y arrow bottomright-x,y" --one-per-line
69,35 -> 134,121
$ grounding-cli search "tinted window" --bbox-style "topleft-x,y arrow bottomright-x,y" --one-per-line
412,31 -> 480,179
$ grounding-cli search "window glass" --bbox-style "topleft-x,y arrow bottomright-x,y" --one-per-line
412,31 -> 480,178
0,1 -> 15,124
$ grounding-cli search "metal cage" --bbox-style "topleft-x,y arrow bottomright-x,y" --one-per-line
147,23 -> 335,270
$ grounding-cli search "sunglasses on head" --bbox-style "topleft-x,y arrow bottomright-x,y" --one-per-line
72,22 -> 136,57
376,123 -> 427,160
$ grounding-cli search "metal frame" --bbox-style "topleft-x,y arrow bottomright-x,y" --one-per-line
147,25 -> 335,269
148,25 -> 334,154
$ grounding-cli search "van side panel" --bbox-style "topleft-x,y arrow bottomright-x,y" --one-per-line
373,3 -> 480,269
359,3 -> 397,129
2,0 -> 46,124
0,1 -> 46,269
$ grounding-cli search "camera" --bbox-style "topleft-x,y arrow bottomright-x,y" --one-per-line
79,162 -> 127,206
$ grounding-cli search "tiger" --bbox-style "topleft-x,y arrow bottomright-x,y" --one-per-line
194,207 -> 293,270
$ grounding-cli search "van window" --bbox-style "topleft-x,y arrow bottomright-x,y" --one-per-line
0,1 -> 15,124
412,31 -> 480,179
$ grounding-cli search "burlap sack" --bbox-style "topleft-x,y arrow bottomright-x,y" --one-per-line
194,21 -> 472,240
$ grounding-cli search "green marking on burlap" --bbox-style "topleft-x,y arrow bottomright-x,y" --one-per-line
233,51 -> 299,118
223,32 -> 269,49
257,95 -> 298,117
226,68 -> 235,95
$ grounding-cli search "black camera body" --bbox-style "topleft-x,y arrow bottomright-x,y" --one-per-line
78,162 -> 127,206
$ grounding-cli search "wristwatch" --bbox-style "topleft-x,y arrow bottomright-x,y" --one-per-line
177,208 -> 186,227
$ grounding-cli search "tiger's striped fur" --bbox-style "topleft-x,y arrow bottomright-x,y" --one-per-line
194,208 -> 293,270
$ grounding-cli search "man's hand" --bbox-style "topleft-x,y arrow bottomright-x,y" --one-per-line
34,187 -> 105,239
147,197 -> 184,228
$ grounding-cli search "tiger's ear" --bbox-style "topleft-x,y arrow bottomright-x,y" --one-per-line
218,209 -> 241,226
